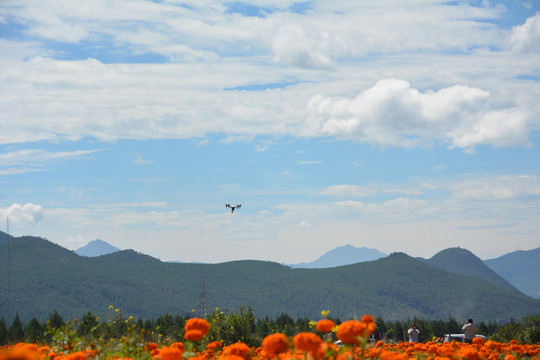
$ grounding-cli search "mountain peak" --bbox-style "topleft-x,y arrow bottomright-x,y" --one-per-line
425,247 -> 518,292
291,244 -> 387,268
75,239 -> 121,257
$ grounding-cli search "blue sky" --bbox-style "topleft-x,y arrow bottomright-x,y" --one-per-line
1,0 -> 539,263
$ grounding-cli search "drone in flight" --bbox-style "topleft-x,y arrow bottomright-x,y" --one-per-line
225,203 -> 242,213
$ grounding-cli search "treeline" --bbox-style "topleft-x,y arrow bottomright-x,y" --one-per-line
1,306 -> 539,346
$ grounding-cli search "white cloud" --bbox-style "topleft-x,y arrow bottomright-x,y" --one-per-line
320,185 -> 376,198
1,203 -> 44,225
451,174 -> 540,201
0,148 -> 101,175
509,13 -> 540,53
134,156 -> 153,165
305,79 -> 531,151
1,2 -> 538,149
272,22 -> 349,69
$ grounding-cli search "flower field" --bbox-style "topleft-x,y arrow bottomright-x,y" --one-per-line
1,313 -> 539,360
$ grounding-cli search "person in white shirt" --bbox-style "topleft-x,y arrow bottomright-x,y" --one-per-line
462,319 -> 477,344
408,322 -> 421,343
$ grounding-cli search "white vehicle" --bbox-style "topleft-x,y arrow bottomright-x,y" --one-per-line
443,334 -> 486,343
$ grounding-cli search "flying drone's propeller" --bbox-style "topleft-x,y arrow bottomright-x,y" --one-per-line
225,203 -> 242,213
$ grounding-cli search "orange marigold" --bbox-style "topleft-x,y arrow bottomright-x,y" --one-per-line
0,343 -> 41,360
336,320 -> 367,344
184,329 -> 205,342
262,333 -> 288,359
171,342 -> 185,353
218,355 -> 245,360
223,342 -> 252,360
207,341 -> 223,352
185,318 -> 210,335
459,347 -> 481,360
154,345 -> 183,360
293,332 -> 323,356
472,337 -> 485,345
316,319 -> 335,333
63,352 -> 89,360
360,314 -> 375,324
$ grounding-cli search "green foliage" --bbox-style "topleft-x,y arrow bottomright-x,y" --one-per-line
492,314 -> 540,344
7,313 -> 24,343
77,311 -> 100,338
48,310 -> 65,330
45,309 -> 152,359
0,318 -> 7,344
2,307 -> 540,347
24,317 -> 45,343
206,306 -> 259,347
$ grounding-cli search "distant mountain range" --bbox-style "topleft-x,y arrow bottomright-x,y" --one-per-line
484,248 -> 540,299
75,239 -> 121,257
1,231 -> 539,324
73,238 -> 539,298
290,245 -> 387,268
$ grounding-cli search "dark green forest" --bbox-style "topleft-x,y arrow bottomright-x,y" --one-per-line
1,233 -> 540,325
1,306 -> 539,346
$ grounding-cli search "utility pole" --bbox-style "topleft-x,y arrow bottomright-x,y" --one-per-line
6,217 -> 10,318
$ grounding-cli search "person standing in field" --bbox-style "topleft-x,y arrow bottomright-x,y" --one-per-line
407,322 -> 421,343
462,319 -> 477,344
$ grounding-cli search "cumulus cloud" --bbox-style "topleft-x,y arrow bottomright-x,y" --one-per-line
272,23 -> 349,69
509,13 -> 540,52
1,203 -> 44,224
0,1 -> 537,150
305,79 -> 530,151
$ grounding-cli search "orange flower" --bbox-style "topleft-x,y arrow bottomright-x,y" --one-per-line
171,342 -> 185,353
293,332 -> 323,356
472,337 -> 485,345
185,318 -> 210,335
207,341 -> 222,352
153,345 -> 183,360
0,343 -> 41,360
360,314 -> 375,324
262,333 -> 288,359
336,320 -> 367,344
316,319 -> 335,333
218,355 -> 245,360
459,347 -> 481,360
184,330 -> 205,342
184,318 -> 210,342
223,342 -> 252,360
63,352 -> 89,360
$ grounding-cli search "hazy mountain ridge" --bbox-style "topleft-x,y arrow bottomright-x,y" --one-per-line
291,245 -> 387,268
1,232 -> 539,324
484,248 -> 540,299
75,239 -> 121,257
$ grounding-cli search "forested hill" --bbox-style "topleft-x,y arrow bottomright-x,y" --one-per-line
1,233 -> 539,323
422,247 -> 519,292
